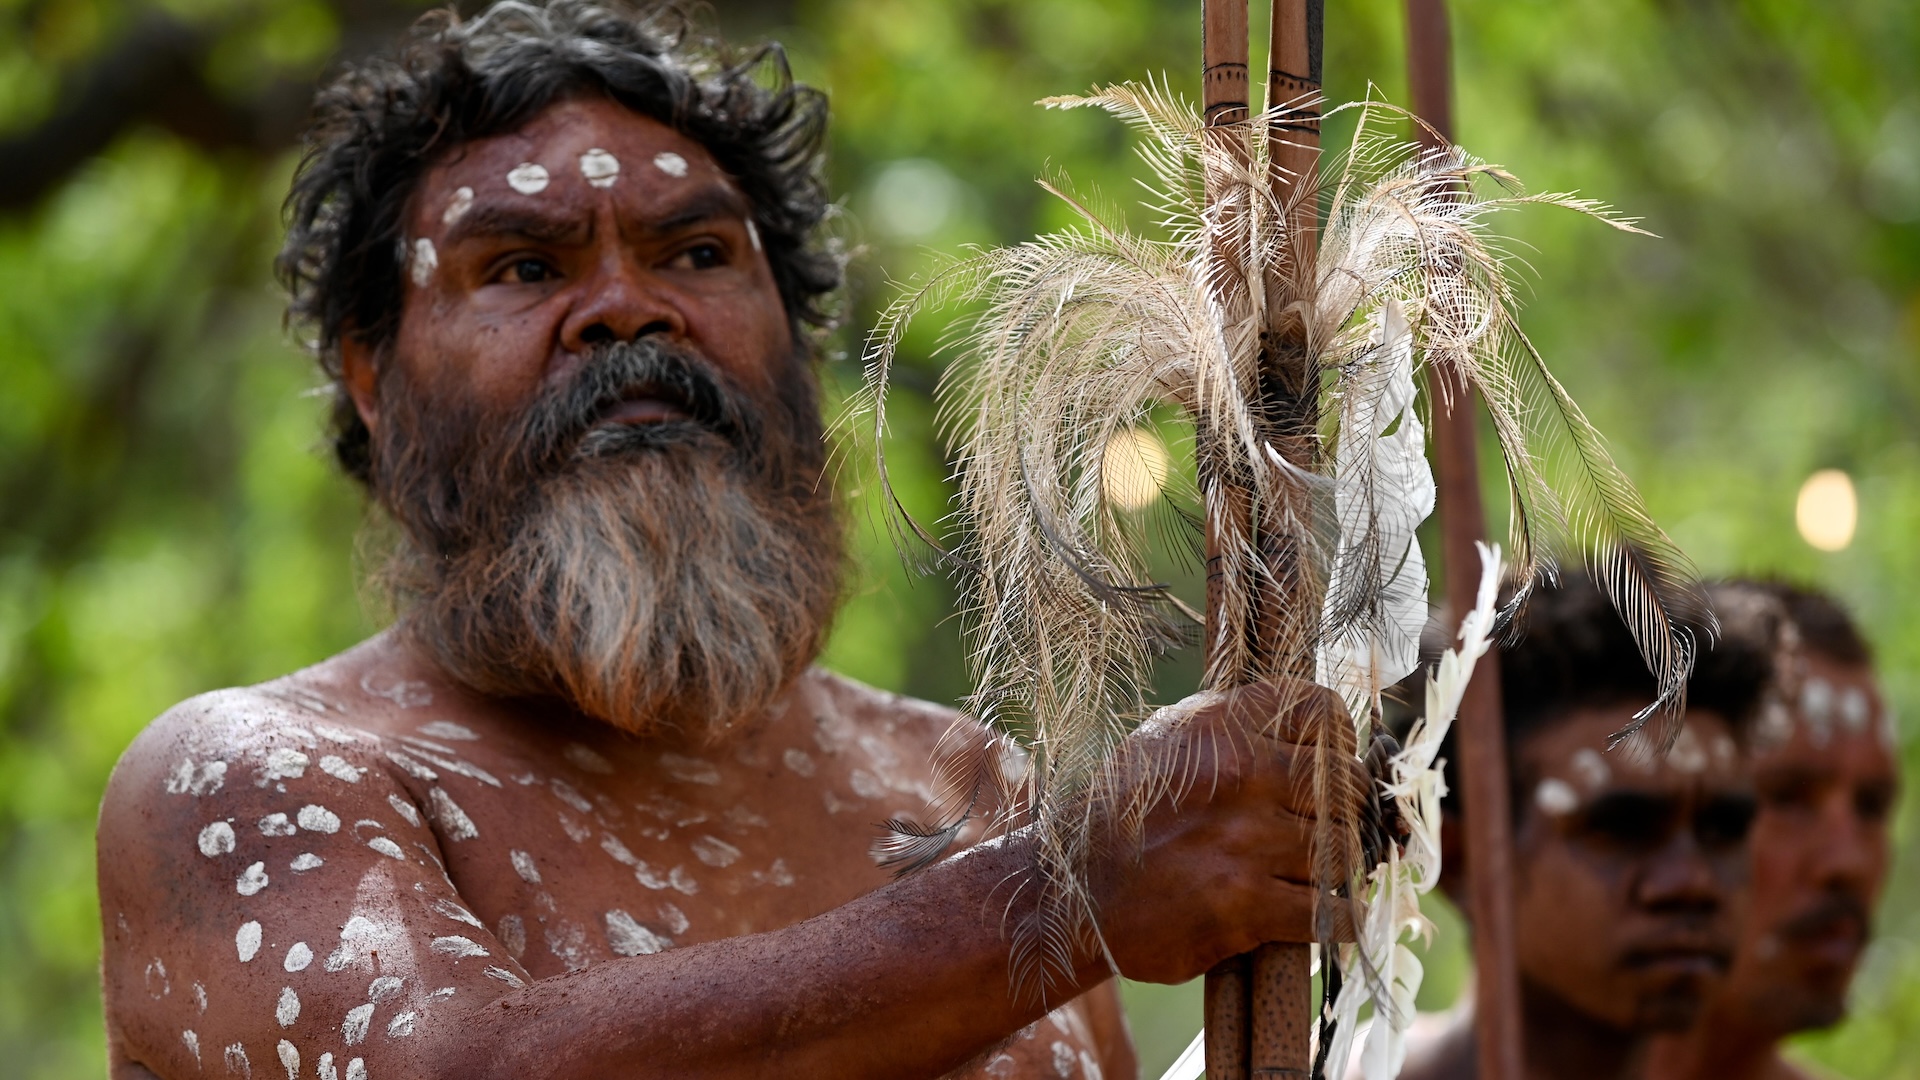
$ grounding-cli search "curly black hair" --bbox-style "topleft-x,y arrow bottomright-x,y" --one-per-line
277,0 -> 841,485
1385,571 -> 1786,822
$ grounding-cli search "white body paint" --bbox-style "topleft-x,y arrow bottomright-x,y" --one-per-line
387,792 -> 424,827
605,909 -> 672,956
411,238 -> 438,288
388,1011 -> 417,1037
276,986 -> 300,1027
510,850 -> 542,884
319,755 -> 365,783
166,758 -> 228,796
343,1003 -> 375,1045
284,941 -> 313,972
236,862 -> 269,896
264,748 -> 309,781
367,836 -> 406,860
199,821 -> 236,857
291,852 -> 324,872
259,812 -> 296,837
653,151 -> 689,177
430,935 -> 489,959
691,836 -> 741,868
223,1042 -> 251,1077
746,219 -> 762,252
297,805 -> 342,833
564,742 -> 614,773
579,148 -> 621,188
277,1039 -> 299,1079
182,1029 -> 200,1063
1534,778 -> 1580,815
237,920 -> 263,962
429,787 -> 479,840
507,162 -> 551,194
417,720 -> 478,740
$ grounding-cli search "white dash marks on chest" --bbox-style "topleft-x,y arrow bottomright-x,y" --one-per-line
691,836 -> 742,868
510,849 -> 542,884
276,986 -> 300,1027
605,909 -> 672,956
660,752 -> 721,785
427,787 -> 479,841
199,820 -> 236,857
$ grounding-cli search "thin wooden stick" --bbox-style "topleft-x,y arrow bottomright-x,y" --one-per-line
1405,4 -> 1525,1080
1244,4 -> 1321,1078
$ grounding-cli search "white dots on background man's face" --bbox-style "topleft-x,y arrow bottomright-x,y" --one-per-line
442,185 -> 474,226
1534,778 -> 1579,816
411,238 -> 439,288
653,151 -> 689,178
507,162 -> 550,195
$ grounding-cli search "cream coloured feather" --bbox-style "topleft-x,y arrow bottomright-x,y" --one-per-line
858,83 -> 1700,1016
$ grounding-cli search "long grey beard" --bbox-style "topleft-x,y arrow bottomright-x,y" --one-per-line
393,444 -> 843,739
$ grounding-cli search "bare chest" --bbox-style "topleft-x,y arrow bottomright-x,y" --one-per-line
364,694 -> 945,980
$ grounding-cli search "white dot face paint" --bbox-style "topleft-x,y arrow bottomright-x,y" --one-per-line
507,162 -> 550,195
410,238 -> 438,288
237,921 -> 263,962
1534,778 -> 1580,816
783,748 -> 816,777
652,151 -> 689,178
660,753 -> 721,785
347,1057 -> 368,1080
223,1043 -> 250,1076
497,914 -> 527,958
297,805 -> 341,834
388,1011 -> 417,1038
442,186 -> 475,226
319,755 -> 364,784
291,852 -> 323,872
579,148 -> 621,188
1841,687 -> 1871,731
318,1051 -> 336,1080
194,982 -> 208,1012
386,793 -> 423,828
368,975 -> 404,1002
237,862 -> 270,896
606,909 -> 672,956
276,987 -> 300,1027
745,219 -> 762,253
182,1029 -> 200,1063
1668,726 -> 1709,774
343,1003 -> 375,1045
1569,749 -> 1611,791
510,850 -> 542,884
284,941 -> 313,972
277,1039 -> 299,1079
259,813 -> 296,837
367,837 -> 406,861
200,821 -> 236,857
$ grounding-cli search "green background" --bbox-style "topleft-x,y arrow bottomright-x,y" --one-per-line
2,1 -> 1917,1076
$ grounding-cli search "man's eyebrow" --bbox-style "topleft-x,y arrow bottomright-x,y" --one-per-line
643,186 -> 753,236
442,203 -> 591,247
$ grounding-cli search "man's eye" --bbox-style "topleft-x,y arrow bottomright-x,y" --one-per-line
502,258 -> 557,284
1758,774 -> 1820,813
672,243 -> 727,270
1693,795 -> 1757,849
1578,794 -> 1677,850
1856,782 -> 1897,824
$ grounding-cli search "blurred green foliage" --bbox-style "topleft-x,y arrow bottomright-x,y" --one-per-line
0,1 -> 1916,1077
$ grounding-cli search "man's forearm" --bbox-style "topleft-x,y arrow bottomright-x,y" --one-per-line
451,833 -> 1102,1079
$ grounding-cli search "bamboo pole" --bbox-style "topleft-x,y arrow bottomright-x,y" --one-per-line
1405,4 -> 1525,1080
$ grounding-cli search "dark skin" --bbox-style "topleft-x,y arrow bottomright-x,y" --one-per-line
1645,654 -> 1899,1080
98,97 -> 1343,1079
1399,706 -> 1754,1080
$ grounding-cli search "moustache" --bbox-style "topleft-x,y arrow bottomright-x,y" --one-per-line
515,340 -> 760,474
1779,893 -> 1870,945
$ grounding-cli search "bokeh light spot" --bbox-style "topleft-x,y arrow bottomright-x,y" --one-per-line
1103,427 -> 1170,511
1795,468 -> 1857,551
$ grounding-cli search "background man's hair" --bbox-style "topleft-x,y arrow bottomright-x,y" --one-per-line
1737,577 -> 1872,668
276,0 -> 841,485
1387,571 -> 1785,820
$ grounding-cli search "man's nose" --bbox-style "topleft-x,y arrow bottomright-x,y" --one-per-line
1636,834 -> 1724,914
560,252 -> 686,352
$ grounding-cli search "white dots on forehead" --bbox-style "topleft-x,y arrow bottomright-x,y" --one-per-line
507,161 -> 550,195
442,185 -> 474,226
1535,778 -> 1579,816
237,920 -> 263,962
746,219 -> 762,252
410,238 -> 438,288
1667,726 -> 1709,774
199,821 -> 236,857
1841,687 -> 1871,731
1569,749 -> 1610,791
653,151 -> 689,178
579,148 -> 621,188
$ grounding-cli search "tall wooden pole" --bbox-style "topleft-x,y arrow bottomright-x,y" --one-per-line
1405,4 -> 1525,1080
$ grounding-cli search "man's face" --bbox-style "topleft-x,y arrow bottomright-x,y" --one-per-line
1511,707 -> 1756,1032
379,95 -> 794,439
1727,654 -> 1899,1032
344,96 -> 842,736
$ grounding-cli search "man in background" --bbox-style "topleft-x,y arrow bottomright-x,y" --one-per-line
1647,582 -> 1900,1080
1395,576 -> 1781,1080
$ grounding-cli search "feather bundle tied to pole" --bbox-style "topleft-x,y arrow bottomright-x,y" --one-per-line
859,82 -> 1702,1046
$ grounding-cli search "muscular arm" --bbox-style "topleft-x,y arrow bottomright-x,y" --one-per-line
101,685 -> 1323,1080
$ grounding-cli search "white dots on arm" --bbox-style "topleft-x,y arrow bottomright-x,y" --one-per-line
199,821 -> 236,857
276,986 -> 299,1027
283,941 -> 312,972
319,755 -> 365,783
259,812 -> 295,837
507,162 -> 550,194
297,805 -> 341,833
237,921 -> 262,962
428,787 -> 478,841
510,849 -> 542,884
236,862 -> 269,896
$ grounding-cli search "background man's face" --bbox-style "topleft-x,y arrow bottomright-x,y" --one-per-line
375,95 -> 794,430
1511,706 -> 1755,1032
1730,653 -> 1899,1031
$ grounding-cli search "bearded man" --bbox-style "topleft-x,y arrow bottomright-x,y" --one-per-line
1646,583 -> 1900,1080
95,4 -> 1338,1078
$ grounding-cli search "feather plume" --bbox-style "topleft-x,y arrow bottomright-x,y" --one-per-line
857,83 -> 1699,1023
